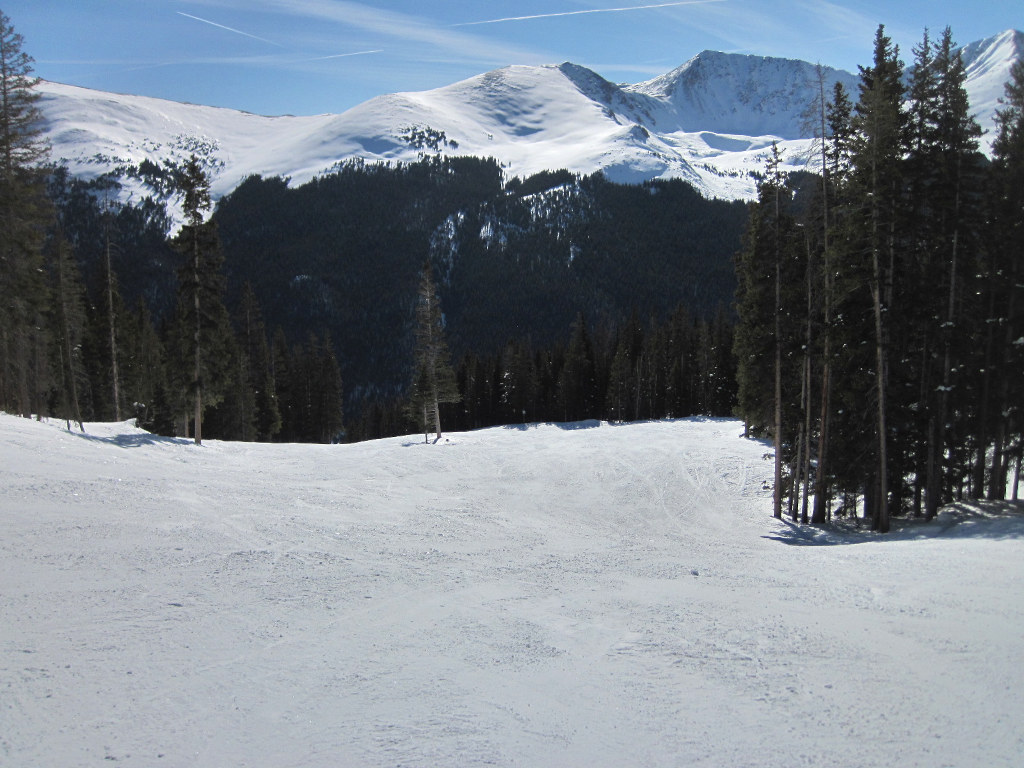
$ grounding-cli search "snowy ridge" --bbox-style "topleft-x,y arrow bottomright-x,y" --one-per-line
626,51 -> 860,138
959,29 -> 1024,149
3,412 -> 1023,765
35,29 -> 1022,206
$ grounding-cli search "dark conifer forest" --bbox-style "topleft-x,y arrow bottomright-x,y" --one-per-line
733,26 -> 1023,528
22,148 -> 748,443
2,12 -> 1021,530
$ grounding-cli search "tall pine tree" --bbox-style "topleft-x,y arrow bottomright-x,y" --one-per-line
168,154 -> 235,445
0,12 -> 50,416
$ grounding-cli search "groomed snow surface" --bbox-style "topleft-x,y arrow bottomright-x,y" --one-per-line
2,414 -> 1022,767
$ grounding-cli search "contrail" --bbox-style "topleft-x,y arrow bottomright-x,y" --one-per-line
176,11 -> 283,46
305,49 -> 384,61
452,0 -> 726,27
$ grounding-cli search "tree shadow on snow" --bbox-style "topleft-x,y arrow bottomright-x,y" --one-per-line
75,429 -> 193,450
764,500 -> 1024,546
502,416 -> 750,432
502,419 -> 603,431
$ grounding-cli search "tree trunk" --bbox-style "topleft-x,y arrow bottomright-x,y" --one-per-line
105,230 -> 121,421
433,396 -> 442,443
812,72 -> 833,525
987,280 -> 1018,501
773,178 -> 783,520
871,255 -> 890,533
193,239 -> 202,446
56,243 -> 84,432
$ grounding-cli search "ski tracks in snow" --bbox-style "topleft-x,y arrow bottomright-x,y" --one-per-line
3,416 -> 1023,767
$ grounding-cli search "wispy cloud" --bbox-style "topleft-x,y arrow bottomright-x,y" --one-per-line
186,0 -> 550,66
452,0 -> 727,27
791,0 -> 878,42
177,11 -> 284,47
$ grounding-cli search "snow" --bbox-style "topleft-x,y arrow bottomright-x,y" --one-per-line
960,30 -> 1024,153
3,413 -> 1023,767
34,29 -> 1023,212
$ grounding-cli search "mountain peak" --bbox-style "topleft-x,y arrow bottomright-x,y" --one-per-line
626,50 -> 859,139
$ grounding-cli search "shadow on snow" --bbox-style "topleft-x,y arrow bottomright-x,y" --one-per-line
765,500 -> 1024,545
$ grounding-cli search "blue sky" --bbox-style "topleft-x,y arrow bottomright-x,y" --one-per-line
6,1 -> 1021,116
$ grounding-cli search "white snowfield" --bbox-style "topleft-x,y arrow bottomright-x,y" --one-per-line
2,414 -> 1022,767
36,29 -> 1023,211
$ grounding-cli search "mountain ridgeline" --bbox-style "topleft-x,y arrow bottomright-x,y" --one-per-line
37,31 -> 1023,205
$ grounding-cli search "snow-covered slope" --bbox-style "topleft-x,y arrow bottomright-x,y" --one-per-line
36,30 -> 1022,204
2,413 -> 1023,766
627,51 -> 859,138
959,29 -> 1024,151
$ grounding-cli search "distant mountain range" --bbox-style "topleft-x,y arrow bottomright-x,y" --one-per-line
37,29 -> 1023,205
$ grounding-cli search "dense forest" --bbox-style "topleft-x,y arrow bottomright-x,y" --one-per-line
733,26 -> 1024,529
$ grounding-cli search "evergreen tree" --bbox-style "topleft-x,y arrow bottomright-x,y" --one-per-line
985,59 -> 1024,500
310,332 -> 344,443
606,333 -> 635,423
733,143 -> 803,518
908,28 -> 985,516
500,338 -> 538,425
0,11 -> 50,416
168,154 -> 235,444
100,200 -> 125,420
810,79 -> 854,524
558,312 -> 598,423
48,234 -> 87,430
845,25 -> 907,532
408,263 -> 460,442
236,282 -> 281,441
120,298 -> 165,430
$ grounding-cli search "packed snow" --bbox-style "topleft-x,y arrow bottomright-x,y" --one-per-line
2,414 -> 1022,767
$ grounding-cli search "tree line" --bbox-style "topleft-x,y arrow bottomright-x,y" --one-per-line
734,25 -> 1023,529
352,302 -> 737,441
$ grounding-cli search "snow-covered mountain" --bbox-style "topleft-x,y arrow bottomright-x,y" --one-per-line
36,30 -> 1022,205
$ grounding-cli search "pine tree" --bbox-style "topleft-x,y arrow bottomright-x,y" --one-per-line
500,338 -> 538,425
101,200 -> 124,420
733,143 -> 803,518
985,59 -> 1024,500
0,11 -> 50,416
807,85 -> 844,523
408,263 -> 460,442
558,312 -> 598,423
49,234 -> 87,430
168,154 -> 235,444
120,298 -> 165,430
845,25 -> 908,532
311,333 -> 344,443
236,283 -> 281,441
909,28 -> 985,516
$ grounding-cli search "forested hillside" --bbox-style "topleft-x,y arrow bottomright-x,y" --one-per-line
213,159 -> 745,420
28,146 -> 748,443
